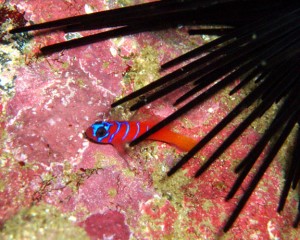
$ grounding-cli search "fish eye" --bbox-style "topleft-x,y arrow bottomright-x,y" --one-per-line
96,127 -> 107,138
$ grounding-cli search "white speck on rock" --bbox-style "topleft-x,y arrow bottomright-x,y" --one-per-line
84,4 -> 95,14
47,118 -> 56,126
110,46 -> 118,57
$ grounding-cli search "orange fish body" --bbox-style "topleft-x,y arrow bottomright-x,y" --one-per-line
85,121 -> 197,152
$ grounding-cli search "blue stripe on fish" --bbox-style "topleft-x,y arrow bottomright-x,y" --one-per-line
122,121 -> 130,140
133,122 -> 140,140
109,121 -> 121,143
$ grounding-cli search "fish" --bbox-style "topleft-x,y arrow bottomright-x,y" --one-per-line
84,120 -> 197,152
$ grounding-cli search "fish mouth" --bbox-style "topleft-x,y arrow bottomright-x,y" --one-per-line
83,133 -> 98,144
83,131 -> 88,139
83,128 -> 94,141
83,129 -> 101,144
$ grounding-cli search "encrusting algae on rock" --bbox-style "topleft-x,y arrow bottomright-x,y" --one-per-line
0,204 -> 89,240
1,0 -> 300,239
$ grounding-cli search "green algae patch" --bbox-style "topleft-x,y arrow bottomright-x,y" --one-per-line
61,161 -> 103,193
0,178 -> 5,192
93,150 -> 136,177
0,204 -> 89,240
152,166 -> 191,206
75,78 -> 86,89
108,187 -> 118,198
117,0 -> 135,7
127,45 -> 160,91
250,101 -> 279,135
118,45 -> 160,103
0,4 -> 34,96
275,123 -> 298,168
134,164 -> 199,238
109,104 -> 136,121
94,151 -> 119,169
202,199 -> 215,212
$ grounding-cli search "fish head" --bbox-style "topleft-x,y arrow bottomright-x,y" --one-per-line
85,121 -> 113,144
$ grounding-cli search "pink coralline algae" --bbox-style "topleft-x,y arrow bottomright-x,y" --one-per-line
80,211 -> 131,240
0,0 -> 299,239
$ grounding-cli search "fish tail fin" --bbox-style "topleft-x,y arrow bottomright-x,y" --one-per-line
149,128 -> 197,152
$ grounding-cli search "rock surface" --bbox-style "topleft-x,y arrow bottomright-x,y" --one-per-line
0,1 -> 298,239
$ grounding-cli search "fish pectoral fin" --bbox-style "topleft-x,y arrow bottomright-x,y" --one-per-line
113,143 -> 128,158
113,143 -> 138,171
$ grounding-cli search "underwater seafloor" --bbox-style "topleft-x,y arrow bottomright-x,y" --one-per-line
0,0 -> 299,239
